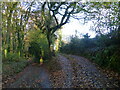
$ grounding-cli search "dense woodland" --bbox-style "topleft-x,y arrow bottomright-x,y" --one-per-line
2,1 -> 120,77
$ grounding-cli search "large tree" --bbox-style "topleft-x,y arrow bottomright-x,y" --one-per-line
30,2 -> 83,49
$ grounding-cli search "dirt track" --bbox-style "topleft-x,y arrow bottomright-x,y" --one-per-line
3,54 -> 119,88
51,54 -> 119,88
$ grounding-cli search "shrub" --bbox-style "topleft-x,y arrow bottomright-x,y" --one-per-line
60,33 -> 120,73
3,52 -> 24,62
92,45 -> 120,73
3,60 -> 28,77
28,30 -> 50,63
109,50 -> 120,72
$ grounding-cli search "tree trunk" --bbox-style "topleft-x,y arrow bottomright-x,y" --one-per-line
46,32 -> 52,58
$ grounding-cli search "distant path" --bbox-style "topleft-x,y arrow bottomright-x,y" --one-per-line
5,65 -> 52,88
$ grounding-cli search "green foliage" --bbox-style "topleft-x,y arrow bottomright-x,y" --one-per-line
3,52 -> 24,62
28,30 -> 50,63
86,2 -> 119,35
92,46 -> 120,72
60,33 -> 96,55
3,60 -> 28,77
109,51 -> 120,72
2,2 -> 31,57
60,32 -> 120,73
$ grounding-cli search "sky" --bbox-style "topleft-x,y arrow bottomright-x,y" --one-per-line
23,2 -> 97,41
61,18 -> 96,41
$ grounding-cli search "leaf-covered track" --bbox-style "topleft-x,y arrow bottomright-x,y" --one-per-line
3,54 -> 119,88
51,54 -> 119,88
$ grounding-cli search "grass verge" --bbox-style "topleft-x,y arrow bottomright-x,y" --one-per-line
3,60 -> 28,77
2,59 -> 31,86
